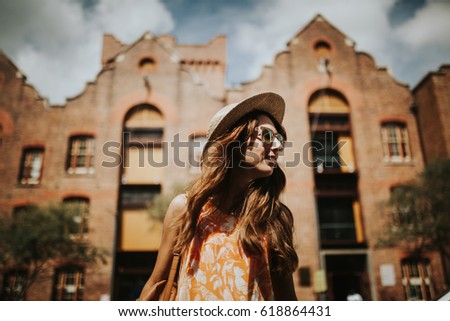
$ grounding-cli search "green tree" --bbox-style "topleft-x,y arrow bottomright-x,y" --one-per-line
378,158 -> 450,285
0,202 -> 108,300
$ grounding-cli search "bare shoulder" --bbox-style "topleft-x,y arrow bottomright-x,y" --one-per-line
164,193 -> 187,222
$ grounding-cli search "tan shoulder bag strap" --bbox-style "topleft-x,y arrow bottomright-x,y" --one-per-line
161,253 -> 181,300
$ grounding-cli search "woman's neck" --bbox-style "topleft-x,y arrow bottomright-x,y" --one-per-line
212,172 -> 250,214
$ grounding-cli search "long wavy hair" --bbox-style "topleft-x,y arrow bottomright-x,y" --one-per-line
174,112 -> 298,273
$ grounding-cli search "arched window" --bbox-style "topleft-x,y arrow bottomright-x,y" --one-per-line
66,135 -> 95,174
123,104 -> 164,184
139,57 -> 156,74
308,89 -> 364,247
120,104 -> 165,252
314,40 -> 332,57
308,89 -> 353,173
308,89 -> 349,114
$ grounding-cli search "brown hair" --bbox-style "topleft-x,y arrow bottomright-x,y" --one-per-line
174,112 -> 298,273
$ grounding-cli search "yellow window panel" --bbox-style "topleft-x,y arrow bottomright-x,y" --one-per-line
338,136 -> 355,173
121,209 -> 163,251
123,147 -> 164,184
352,201 -> 365,243
309,94 -> 349,114
125,108 -> 164,128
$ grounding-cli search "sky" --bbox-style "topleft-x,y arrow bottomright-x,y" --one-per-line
0,0 -> 449,104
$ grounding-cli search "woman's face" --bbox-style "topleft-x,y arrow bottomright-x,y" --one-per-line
240,114 -> 284,179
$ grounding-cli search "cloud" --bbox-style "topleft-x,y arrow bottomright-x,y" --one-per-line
1,0 -> 448,103
388,0 -> 450,86
225,0 -> 397,83
395,0 -> 450,48
220,0 -> 448,88
0,0 -> 174,104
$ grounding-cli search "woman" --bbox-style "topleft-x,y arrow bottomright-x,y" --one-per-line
138,92 -> 298,301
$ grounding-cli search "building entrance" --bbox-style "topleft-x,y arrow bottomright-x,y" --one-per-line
113,251 -> 158,300
325,254 -> 371,300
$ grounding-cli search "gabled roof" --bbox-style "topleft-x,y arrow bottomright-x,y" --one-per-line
287,14 -> 355,46
105,32 -> 183,65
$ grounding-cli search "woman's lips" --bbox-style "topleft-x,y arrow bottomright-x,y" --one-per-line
265,158 -> 277,167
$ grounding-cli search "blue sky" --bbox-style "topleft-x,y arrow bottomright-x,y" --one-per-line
0,0 -> 449,104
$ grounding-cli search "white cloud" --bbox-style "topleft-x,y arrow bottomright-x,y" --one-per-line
93,0 -> 174,42
0,0 -> 174,104
230,0 -> 396,82
223,0 -> 449,88
395,1 -> 450,48
1,0 -> 448,103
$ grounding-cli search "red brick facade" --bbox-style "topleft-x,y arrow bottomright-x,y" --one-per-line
0,15 -> 448,300
413,65 -> 450,163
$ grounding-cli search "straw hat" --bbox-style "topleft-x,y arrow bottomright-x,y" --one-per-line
207,92 -> 285,142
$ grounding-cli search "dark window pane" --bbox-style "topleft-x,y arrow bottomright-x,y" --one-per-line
318,198 -> 356,242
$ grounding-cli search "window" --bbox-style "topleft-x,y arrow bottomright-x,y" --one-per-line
311,132 -> 341,171
314,40 -> 332,57
317,197 -> 365,245
308,90 -> 355,173
139,57 -> 156,74
52,266 -> 84,301
122,104 -> 164,185
121,185 -> 161,208
19,147 -> 44,185
381,123 -> 411,162
67,136 -> 95,174
189,135 -> 207,174
1,270 -> 28,300
308,89 -> 349,114
401,259 -> 434,300
63,197 -> 89,235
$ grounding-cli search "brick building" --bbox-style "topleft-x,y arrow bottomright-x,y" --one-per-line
412,64 -> 450,285
0,15 -> 448,300
413,65 -> 450,163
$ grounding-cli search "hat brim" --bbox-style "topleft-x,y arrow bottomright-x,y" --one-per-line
208,92 -> 285,141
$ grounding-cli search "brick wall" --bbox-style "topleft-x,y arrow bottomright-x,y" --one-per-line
0,15 -> 447,301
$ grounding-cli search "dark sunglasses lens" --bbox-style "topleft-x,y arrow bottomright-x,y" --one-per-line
261,128 -> 274,144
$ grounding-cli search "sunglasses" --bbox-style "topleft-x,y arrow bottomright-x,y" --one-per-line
254,126 -> 285,148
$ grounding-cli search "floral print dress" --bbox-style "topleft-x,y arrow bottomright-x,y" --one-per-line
176,202 -> 274,300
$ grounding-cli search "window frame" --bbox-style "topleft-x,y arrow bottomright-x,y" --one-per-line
63,197 -> 90,236
381,122 -> 411,163
1,269 -> 28,300
401,259 -> 434,300
52,266 -> 85,301
18,147 -> 45,185
317,197 -> 358,245
67,135 -> 95,175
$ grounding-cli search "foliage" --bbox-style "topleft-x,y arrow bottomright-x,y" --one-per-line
0,202 -> 108,300
378,158 -> 450,261
147,183 -> 186,222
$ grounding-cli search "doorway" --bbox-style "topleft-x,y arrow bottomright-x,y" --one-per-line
325,254 -> 371,300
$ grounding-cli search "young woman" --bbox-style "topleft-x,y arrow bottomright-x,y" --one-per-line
138,92 -> 298,301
